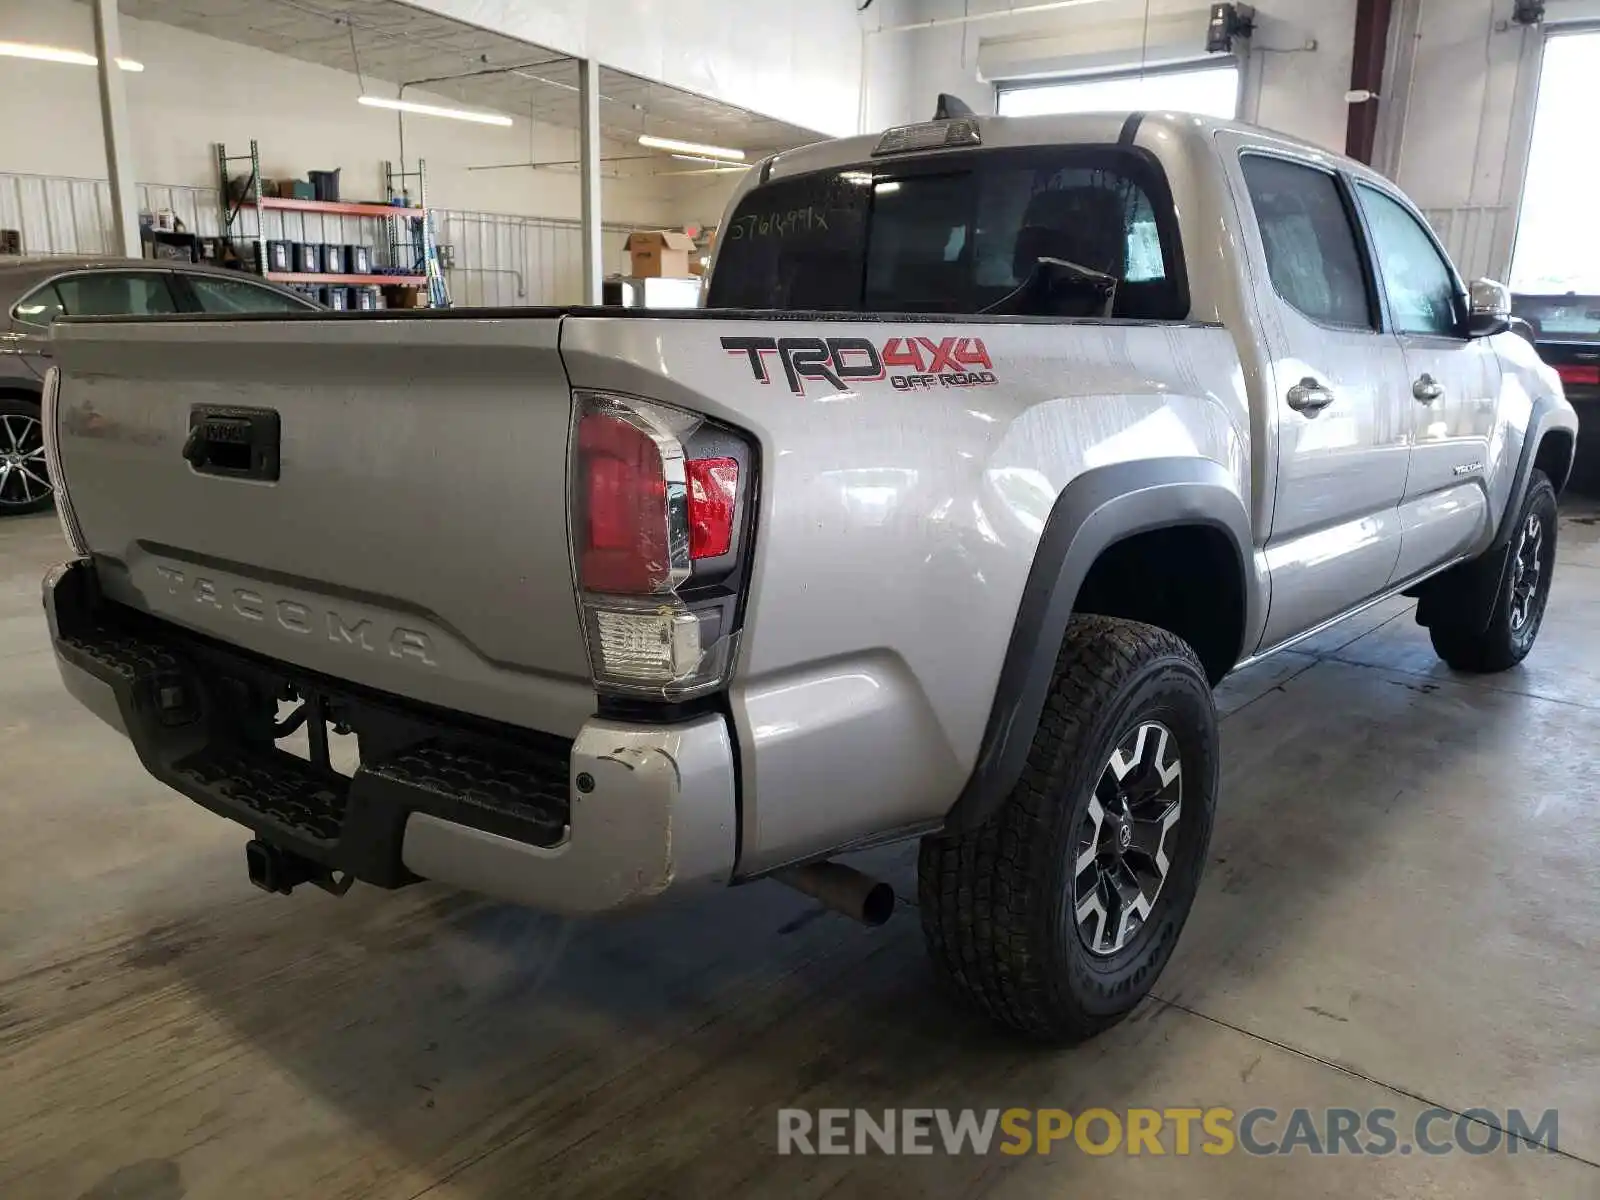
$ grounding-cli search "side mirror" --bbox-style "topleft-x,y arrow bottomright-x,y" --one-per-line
1467,277 -> 1512,338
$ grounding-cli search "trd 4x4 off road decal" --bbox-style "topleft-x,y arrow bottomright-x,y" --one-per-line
721,335 -> 998,395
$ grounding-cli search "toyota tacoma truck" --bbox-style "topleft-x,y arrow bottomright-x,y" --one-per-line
41,112 -> 1576,1042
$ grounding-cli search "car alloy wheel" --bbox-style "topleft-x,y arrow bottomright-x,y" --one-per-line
0,412 -> 51,510
1509,510 -> 1545,633
1072,720 -> 1183,957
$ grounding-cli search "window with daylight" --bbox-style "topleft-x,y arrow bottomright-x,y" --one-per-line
997,62 -> 1240,121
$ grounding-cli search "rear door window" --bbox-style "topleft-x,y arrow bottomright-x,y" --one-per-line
186,274 -> 316,313
1240,155 -> 1374,330
707,145 -> 1187,320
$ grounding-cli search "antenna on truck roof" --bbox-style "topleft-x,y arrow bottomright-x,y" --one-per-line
934,93 -> 975,120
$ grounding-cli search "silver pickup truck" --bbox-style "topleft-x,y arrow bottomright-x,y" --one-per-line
41,112 -> 1576,1042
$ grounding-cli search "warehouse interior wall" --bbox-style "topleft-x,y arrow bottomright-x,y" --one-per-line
0,0 -> 678,226
868,0 -> 1362,149
403,0 -> 895,138
1376,0 -> 1600,282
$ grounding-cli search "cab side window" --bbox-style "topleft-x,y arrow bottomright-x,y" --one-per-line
12,283 -> 65,327
1356,184 -> 1461,337
53,272 -> 180,319
1241,155 -> 1374,330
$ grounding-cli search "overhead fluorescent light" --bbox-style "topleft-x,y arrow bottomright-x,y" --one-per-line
671,153 -> 748,168
358,95 -> 513,127
0,41 -> 142,70
639,134 -> 745,161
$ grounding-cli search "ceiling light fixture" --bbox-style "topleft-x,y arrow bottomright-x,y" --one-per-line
670,152 -> 749,168
0,40 -> 142,70
358,95 -> 513,127
639,134 -> 745,161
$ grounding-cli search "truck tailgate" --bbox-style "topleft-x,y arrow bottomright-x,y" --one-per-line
49,315 -> 595,737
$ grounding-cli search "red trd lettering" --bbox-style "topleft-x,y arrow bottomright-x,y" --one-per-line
916,336 -> 960,373
882,337 -> 924,370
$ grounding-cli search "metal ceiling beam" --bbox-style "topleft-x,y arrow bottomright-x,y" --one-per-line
578,57 -> 603,305
92,0 -> 140,258
1345,0 -> 1396,165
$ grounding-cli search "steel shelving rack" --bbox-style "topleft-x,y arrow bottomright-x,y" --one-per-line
216,141 -> 448,303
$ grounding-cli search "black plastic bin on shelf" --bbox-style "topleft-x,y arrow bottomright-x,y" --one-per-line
265,240 -> 292,273
344,245 -> 372,274
293,243 -> 322,274
308,170 -> 341,202
322,244 -> 343,275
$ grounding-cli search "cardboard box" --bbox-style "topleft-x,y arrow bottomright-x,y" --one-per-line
383,285 -> 425,309
624,230 -> 696,278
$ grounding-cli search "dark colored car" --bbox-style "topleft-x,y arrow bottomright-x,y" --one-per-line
1513,293 -> 1600,488
0,257 -> 318,515
1512,292 -> 1600,401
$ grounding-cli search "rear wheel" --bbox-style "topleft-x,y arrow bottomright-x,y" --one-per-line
0,396 -> 52,516
918,615 -> 1218,1042
1428,470 -> 1557,672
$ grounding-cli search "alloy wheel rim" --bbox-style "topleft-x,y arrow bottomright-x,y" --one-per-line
1072,720 -> 1184,957
1510,511 -> 1545,632
0,414 -> 51,509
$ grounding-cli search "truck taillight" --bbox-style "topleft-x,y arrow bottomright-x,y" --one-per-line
571,391 -> 754,699
686,457 -> 738,559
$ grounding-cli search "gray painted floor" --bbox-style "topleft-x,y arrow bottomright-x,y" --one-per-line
1,509 -> 1598,1198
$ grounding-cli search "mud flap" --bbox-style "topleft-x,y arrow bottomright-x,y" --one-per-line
1412,540 -> 1511,636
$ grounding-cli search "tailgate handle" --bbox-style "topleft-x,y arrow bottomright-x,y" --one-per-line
184,406 -> 280,481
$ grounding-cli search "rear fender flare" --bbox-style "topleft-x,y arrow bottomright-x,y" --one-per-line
945,458 -> 1255,832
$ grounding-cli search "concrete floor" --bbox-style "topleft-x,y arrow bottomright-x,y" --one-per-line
1,508 -> 1598,1200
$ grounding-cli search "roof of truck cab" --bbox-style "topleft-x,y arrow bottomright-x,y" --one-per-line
765,110 -> 1368,182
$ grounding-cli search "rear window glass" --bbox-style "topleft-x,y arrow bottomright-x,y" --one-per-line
706,145 -> 1187,320
1513,295 -> 1600,343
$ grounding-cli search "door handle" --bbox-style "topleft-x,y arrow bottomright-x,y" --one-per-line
1413,373 -> 1444,403
1286,377 -> 1335,415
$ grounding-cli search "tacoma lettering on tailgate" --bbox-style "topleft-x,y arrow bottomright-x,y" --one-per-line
152,564 -> 437,666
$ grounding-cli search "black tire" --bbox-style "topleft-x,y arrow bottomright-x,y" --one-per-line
918,614 -> 1218,1042
0,394 -> 53,516
1429,470 -> 1557,673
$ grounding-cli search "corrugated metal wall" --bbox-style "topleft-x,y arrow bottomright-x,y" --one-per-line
0,171 -> 628,306
1423,205 -> 1513,283
437,208 -> 631,307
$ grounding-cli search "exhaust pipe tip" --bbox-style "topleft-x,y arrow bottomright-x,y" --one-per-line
776,861 -> 896,927
857,879 -> 896,927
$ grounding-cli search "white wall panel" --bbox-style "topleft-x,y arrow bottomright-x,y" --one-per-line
0,0 -> 677,228
402,0 -> 886,136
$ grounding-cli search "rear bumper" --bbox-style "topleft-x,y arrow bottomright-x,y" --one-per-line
44,558 -> 736,913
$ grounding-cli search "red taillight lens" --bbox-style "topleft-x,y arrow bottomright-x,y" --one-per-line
571,389 -> 754,699
687,457 -> 738,559
577,409 -> 669,594
1556,363 -> 1600,387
